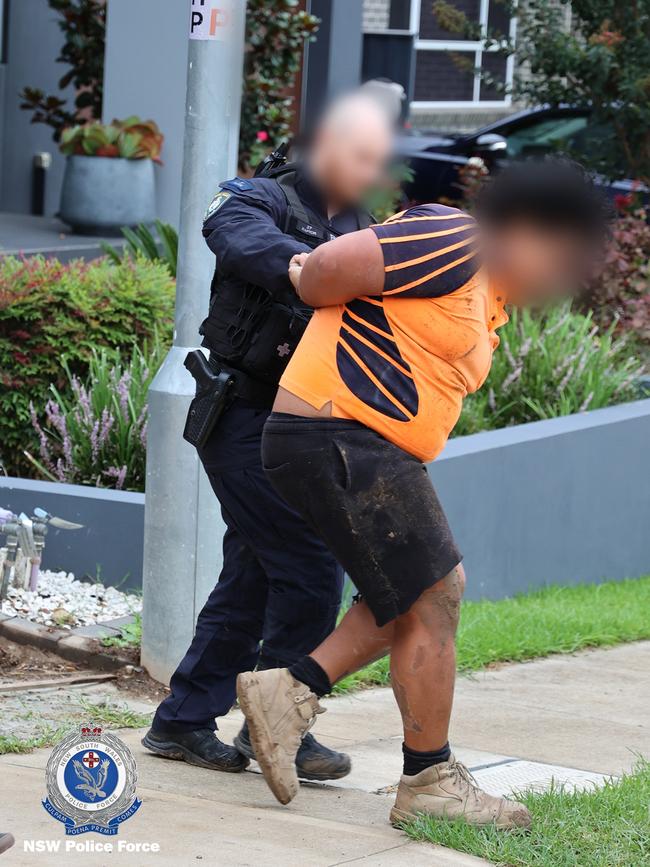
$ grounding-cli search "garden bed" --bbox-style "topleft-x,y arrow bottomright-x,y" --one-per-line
0,569 -> 141,628
3,398 -> 650,610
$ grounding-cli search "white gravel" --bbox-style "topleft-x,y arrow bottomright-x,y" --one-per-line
0,570 -> 142,629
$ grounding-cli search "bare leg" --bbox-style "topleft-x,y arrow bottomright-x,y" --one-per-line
311,565 -> 466,750
311,598 -> 394,682
237,562 -> 530,825
390,566 -> 464,749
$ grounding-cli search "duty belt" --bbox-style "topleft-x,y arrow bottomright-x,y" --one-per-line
209,355 -> 278,409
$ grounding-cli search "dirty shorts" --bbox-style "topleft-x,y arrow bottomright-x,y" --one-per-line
261,413 -> 462,627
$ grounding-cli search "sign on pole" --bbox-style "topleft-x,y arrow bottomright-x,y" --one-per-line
189,0 -> 232,41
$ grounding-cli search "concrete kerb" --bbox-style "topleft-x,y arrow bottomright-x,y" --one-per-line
0,613 -> 136,671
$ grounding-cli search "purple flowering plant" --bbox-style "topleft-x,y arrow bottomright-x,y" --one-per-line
455,304 -> 644,437
27,341 -> 165,492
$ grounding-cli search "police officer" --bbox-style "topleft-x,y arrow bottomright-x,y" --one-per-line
143,94 -> 394,778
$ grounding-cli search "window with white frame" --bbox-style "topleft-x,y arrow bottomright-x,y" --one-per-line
413,0 -> 514,108
363,0 -> 515,108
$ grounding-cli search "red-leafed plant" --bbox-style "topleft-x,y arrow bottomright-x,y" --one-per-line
581,206 -> 650,344
59,117 -> 164,162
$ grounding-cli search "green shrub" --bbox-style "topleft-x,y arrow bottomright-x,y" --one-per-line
28,342 -> 165,492
0,255 -> 174,476
102,221 -> 178,278
239,0 -> 320,172
433,1 -> 650,187
455,304 -> 644,436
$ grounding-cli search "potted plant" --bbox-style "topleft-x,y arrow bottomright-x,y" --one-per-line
58,117 -> 164,235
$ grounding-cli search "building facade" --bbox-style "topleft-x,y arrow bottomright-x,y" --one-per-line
362,0 -> 518,131
0,0 -> 525,225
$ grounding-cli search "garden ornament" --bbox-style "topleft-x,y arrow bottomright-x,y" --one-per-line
0,507 -> 83,600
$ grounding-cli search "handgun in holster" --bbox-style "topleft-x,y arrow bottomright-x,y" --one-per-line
183,351 -> 234,448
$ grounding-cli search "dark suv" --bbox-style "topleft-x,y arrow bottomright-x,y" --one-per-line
397,106 -> 639,204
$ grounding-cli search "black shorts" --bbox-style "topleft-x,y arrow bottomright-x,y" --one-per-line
261,414 -> 462,627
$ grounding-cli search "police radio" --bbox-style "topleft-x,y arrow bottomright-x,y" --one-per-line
254,141 -> 291,178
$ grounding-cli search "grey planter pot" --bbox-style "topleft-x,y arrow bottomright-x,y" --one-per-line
60,155 -> 156,236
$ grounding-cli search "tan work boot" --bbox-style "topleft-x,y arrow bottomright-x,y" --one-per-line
236,668 -> 324,804
390,755 -> 532,830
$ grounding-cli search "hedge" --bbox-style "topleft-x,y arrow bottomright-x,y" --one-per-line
0,255 -> 175,476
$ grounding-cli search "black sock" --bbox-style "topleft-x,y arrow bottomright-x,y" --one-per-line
256,654 -> 284,671
288,656 -> 331,697
402,742 -> 451,776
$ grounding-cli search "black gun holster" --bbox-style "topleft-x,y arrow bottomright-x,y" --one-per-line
183,351 -> 234,449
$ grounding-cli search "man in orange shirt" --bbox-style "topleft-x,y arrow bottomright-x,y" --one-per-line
236,159 -> 610,829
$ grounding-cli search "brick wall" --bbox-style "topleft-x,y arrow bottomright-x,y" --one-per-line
363,0 -> 390,31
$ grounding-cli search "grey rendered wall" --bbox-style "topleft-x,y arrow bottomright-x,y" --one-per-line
430,399 -> 650,600
0,0 -> 72,215
0,476 -> 144,590
303,0 -> 364,130
3,399 -> 649,602
102,0 -> 190,227
0,65 -> 6,188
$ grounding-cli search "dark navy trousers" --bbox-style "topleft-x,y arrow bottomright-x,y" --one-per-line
153,400 -> 343,732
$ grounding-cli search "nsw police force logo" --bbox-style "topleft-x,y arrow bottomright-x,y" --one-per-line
43,725 -> 141,836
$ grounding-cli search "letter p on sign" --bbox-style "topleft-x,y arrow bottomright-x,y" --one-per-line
190,0 -> 231,41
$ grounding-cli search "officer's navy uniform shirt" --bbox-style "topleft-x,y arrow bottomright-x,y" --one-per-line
151,166 -> 350,735
202,167 -> 363,297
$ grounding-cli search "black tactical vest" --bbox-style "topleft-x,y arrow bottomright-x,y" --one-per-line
199,168 -> 373,387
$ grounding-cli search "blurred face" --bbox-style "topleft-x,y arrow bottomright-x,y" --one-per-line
484,222 -> 597,307
309,103 -> 394,208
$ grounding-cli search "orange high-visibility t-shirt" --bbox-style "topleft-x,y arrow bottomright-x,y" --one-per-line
280,204 -> 508,462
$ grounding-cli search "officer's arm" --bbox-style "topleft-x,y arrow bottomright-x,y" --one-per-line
297,229 -> 385,307
203,186 -> 311,296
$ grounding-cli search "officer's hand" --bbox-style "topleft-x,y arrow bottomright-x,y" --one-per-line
288,253 -> 310,293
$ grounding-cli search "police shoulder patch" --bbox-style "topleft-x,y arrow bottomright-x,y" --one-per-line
221,177 -> 254,193
204,190 -> 232,220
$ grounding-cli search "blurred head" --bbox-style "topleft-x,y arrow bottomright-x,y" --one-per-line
308,91 -> 395,209
476,158 -> 612,306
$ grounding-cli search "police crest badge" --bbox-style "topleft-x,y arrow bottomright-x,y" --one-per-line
205,190 -> 232,220
43,725 -> 141,836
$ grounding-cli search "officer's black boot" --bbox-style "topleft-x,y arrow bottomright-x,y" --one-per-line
142,727 -> 248,772
234,722 -> 351,781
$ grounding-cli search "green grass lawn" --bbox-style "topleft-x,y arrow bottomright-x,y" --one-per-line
333,576 -> 650,693
401,759 -> 650,867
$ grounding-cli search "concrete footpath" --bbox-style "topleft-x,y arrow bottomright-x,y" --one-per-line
1,642 -> 648,867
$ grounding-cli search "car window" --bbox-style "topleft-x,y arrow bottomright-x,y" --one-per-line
504,116 -> 589,158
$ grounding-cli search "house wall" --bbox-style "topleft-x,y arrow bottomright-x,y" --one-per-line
102,0 -> 190,227
0,0 -> 72,216
363,0 -> 391,31
360,0 -> 520,131
0,0 -> 193,225
303,0 -> 365,131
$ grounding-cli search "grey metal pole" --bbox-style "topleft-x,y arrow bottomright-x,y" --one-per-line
141,0 -> 247,683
